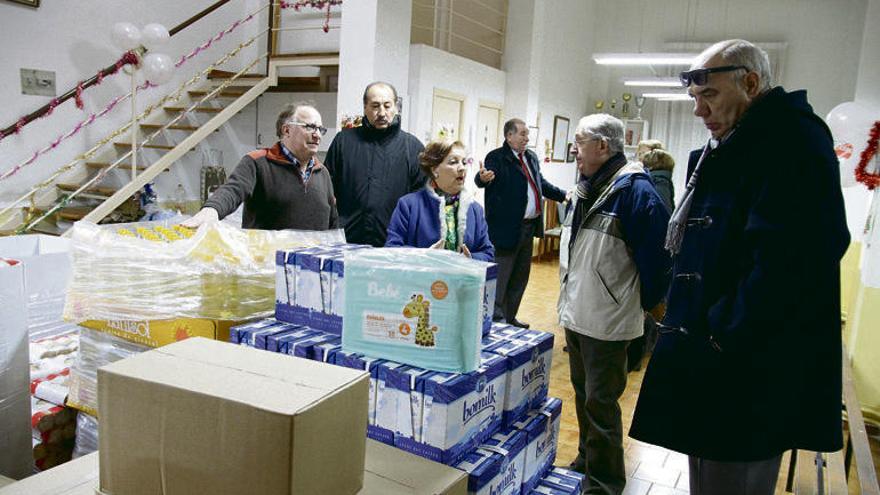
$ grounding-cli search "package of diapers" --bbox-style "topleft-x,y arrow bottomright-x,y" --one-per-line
455,428 -> 528,495
512,397 -> 562,494
343,248 -> 489,373
394,352 -> 507,465
484,329 -> 554,427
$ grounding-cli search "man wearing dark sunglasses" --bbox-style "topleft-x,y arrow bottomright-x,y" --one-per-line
630,39 -> 849,495
186,103 -> 338,231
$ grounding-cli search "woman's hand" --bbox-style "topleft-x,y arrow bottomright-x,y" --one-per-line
459,244 -> 472,258
430,239 -> 445,250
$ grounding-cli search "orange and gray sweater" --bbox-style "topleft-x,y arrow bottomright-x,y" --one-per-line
204,142 -> 338,230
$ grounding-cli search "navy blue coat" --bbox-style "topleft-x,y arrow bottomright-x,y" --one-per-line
630,87 -> 850,461
475,142 -> 567,250
385,187 -> 495,262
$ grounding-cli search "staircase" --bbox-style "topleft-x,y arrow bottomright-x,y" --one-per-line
3,52 -> 339,236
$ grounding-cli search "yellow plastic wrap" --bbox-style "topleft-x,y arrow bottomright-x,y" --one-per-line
63,219 -> 345,322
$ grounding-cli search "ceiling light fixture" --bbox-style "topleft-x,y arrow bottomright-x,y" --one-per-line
592,53 -> 698,66
623,77 -> 682,88
642,92 -> 691,100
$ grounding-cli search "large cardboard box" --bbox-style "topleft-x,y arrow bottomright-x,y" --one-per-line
0,260 -> 31,480
97,338 -> 369,495
0,440 -> 467,495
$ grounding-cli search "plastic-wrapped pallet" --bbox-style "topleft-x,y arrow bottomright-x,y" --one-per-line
342,248 -> 490,373
455,428 -> 528,495
72,412 -> 99,458
30,398 -> 76,471
64,218 -> 345,322
512,398 -> 562,493
67,327 -> 150,416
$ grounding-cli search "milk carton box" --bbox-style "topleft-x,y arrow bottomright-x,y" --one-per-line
274,327 -> 323,355
285,331 -> 338,360
332,349 -> 390,429
275,250 -> 290,306
295,248 -> 338,323
489,324 -> 531,342
395,352 -> 507,464
530,483 -> 576,495
295,334 -> 341,362
512,398 -> 562,493
275,249 -> 305,323
484,330 -> 554,426
230,319 -> 285,346
482,263 -> 498,335
263,324 -> 309,352
538,468 -> 584,495
343,248 -> 488,373
455,428 -> 528,495
373,361 -> 421,445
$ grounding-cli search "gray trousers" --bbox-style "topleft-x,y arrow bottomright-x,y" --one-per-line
493,219 -> 537,322
565,329 -> 629,495
688,455 -> 783,495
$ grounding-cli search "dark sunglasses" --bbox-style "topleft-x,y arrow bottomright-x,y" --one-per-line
679,65 -> 749,87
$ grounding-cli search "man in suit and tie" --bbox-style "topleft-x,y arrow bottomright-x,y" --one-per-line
475,118 -> 568,328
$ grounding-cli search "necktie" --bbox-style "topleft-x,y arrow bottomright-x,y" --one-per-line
518,152 -> 542,217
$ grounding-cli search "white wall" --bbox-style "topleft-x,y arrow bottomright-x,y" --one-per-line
533,0 -> 596,191
408,44 -> 506,201
0,0 -> 266,209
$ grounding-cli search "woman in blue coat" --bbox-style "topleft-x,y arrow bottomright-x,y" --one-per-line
386,139 -> 495,262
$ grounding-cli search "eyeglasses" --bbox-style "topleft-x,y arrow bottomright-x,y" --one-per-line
287,121 -> 328,136
679,65 -> 749,87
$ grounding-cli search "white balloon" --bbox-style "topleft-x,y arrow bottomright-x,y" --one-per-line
142,53 -> 174,85
142,23 -> 170,51
112,22 -> 142,51
826,101 -> 879,188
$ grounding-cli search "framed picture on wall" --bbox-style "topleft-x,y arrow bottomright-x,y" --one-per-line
527,125 -> 539,150
551,115 -> 570,162
623,119 -> 647,147
566,143 -> 576,163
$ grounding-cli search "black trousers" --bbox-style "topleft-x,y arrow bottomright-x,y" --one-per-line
493,219 -> 537,322
565,329 -> 630,495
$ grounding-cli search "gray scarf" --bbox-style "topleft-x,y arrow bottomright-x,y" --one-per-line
664,141 -> 712,255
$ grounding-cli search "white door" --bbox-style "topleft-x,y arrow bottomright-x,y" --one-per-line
469,103 -> 501,204
430,89 -> 464,141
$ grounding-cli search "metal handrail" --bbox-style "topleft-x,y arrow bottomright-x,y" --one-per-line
0,0 -> 237,140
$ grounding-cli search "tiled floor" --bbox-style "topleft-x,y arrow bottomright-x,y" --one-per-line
518,257 -> 876,495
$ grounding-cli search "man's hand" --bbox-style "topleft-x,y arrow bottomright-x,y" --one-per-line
478,161 -> 495,184
181,207 -> 219,229
565,190 -> 574,204
649,302 -> 667,322
459,244 -> 472,258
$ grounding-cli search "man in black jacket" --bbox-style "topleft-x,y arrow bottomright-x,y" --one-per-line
630,39 -> 850,495
324,82 -> 425,247
475,118 -> 567,327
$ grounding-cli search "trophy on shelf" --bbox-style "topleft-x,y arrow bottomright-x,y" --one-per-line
609,98 -> 618,116
594,100 -> 605,113
635,95 -> 646,119
621,93 -> 632,117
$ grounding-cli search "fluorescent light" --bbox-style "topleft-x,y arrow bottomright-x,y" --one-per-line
592,53 -> 697,66
623,77 -> 681,87
642,92 -> 691,100
658,96 -> 693,102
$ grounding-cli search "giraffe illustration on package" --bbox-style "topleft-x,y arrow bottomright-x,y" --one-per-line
403,294 -> 438,347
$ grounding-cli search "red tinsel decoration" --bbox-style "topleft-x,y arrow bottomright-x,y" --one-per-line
279,0 -> 343,32
855,121 -> 880,190
74,82 -> 85,109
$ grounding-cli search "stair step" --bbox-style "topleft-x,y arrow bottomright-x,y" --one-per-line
56,206 -> 93,222
269,52 -> 340,66
56,183 -> 118,197
187,90 -> 247,98
29,223 -> 64,236
113,142 -> 176,150
163,106 -> 224,113
207,69 -> 267,80
140,123 -> 200,131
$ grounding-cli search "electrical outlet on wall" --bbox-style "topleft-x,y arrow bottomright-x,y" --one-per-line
20,68 -> 56,97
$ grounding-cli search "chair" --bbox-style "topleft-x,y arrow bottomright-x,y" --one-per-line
538,199 -> 566,261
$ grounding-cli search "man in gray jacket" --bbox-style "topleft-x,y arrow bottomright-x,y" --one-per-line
559,114 -> 670,494
184,103 -> 338,230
